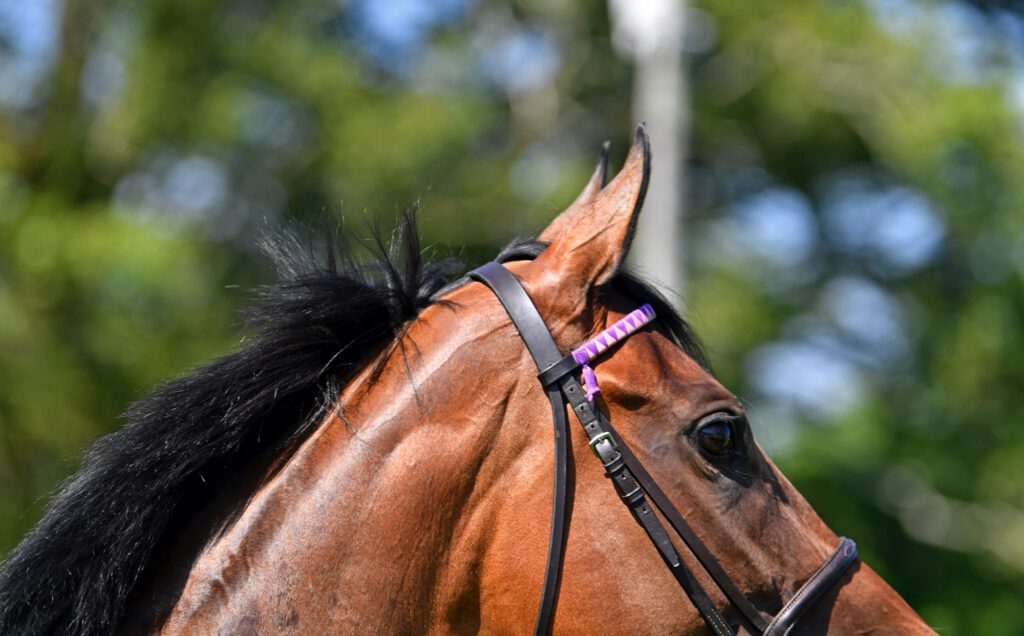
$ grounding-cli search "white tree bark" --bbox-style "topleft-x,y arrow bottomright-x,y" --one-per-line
609,0 -> 688,301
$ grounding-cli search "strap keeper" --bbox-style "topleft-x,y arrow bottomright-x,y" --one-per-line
537,354 -> 580,387
603,455 -> 626,476
619,484 -> 644,505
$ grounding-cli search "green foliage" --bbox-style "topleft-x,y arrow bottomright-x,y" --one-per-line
686,1 -> 1024,630
1,0 -> 1022,631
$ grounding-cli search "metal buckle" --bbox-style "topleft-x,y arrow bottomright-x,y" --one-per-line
588,431 -> 616,457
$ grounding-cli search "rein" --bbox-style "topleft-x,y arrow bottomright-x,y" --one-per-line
469,262 -> 859,636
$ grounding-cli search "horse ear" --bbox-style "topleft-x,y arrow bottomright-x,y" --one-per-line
537,141 -> 611,243
534,124 -> 651,291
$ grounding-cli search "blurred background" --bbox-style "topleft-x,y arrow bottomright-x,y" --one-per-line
1,0 -> 1023,631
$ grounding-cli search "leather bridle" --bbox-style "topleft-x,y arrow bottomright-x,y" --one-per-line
469,262 -> 859,636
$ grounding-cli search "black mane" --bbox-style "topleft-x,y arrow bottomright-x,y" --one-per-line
0,214 -> 706,636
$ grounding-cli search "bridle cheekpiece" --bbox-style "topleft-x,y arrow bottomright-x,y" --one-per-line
469,262 -> 858,636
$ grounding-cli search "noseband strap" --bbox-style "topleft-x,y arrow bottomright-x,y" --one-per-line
469,262 -> 858,635
762,537 -> 859,636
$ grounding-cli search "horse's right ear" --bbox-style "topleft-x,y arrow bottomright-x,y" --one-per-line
530,125 -> 651,303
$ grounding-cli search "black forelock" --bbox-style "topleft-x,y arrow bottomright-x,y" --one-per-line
0,215 -> 706,636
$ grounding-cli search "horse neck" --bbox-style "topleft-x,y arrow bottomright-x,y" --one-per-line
154,301 -> 549,633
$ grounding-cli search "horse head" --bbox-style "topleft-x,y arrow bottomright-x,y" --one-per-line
426,126 -> 934,634
0,128 -> 934,635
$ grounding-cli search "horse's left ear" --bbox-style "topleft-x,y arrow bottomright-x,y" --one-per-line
533,124 -> 651,293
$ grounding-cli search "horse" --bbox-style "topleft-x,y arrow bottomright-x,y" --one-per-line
0,126 -> 934,634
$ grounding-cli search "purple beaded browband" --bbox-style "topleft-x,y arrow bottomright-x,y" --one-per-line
571,304 -> 656,401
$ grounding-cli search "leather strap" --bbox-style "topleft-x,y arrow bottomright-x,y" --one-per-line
469,263 -> 564,367
537,354 -> 579,388
468,261 -> 858,636
606,422 -> 770,632
550,365 -> 735,636
469,263 -> 734,636
468,263 -> 570,636
763,538 -> 858,636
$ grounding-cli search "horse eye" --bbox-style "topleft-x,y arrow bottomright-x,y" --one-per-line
696,419 -> 735,456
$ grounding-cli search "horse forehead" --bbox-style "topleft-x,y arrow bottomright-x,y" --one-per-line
597,319 -> 732,402
429,270 -> 715,395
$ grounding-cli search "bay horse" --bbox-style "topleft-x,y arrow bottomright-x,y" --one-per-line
0,126 -> 934,634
